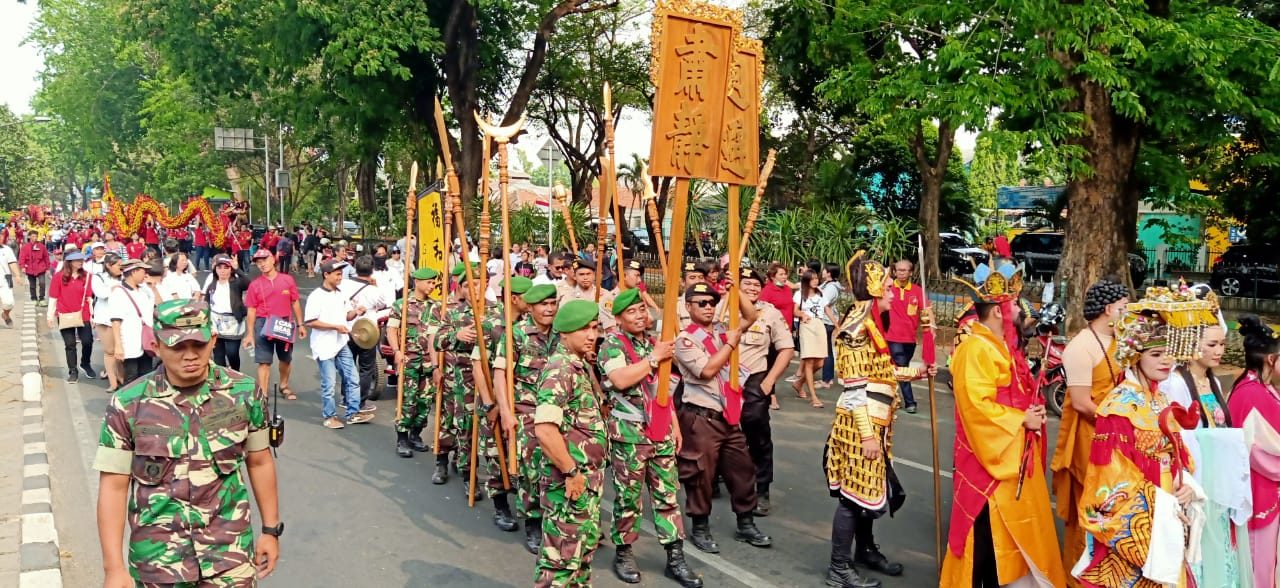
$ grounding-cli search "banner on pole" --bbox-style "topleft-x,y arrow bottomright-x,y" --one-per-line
417,189 -> 446,300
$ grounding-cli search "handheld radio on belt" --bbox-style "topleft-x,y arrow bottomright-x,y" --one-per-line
268,384 -> 285,451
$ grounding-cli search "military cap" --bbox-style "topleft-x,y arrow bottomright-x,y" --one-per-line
154,299 -> 213,346
612,288 -> 643,316
508,276 -> 533,294
451,262 -> 479,277
626,259 -> 644,272
523,284 -> 557,305
740,267 -> 763,284
412,266 -> 440,280
571,258 -> 593,272
684,282 -> 720,303
682,261 -> 700,275
554,300 -> 599,333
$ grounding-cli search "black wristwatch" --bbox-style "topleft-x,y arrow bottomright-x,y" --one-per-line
481,403 -> 496,413
562,466 -> 580,478
262,522 -> 284,538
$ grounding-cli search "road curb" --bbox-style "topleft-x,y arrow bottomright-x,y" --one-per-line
18,303 -> 63,588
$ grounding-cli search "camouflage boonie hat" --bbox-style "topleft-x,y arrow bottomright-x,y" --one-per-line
153,299 -> 213,346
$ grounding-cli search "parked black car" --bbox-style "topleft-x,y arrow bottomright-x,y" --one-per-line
1211,244 -> 1280,298
939,232 -> 989,275
1009,231 -> 1148,286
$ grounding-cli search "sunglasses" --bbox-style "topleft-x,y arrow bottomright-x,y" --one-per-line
689,299 -> 717,308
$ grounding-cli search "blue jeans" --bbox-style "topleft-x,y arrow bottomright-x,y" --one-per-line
889,341 -> 917,405
821,323 -> 835,382
318,345 -> 361,420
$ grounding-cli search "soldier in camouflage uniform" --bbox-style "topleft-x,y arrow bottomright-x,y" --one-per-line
94,299 -> 282,588
533,300 -> 609,588
387,266 -> 441,458
598,289 -> 702,587
471,275 -> 533,532
432,262 -> 485,499
492,283 -> 560,553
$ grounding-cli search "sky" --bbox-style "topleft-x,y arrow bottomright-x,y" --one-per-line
1,1 -> 41,115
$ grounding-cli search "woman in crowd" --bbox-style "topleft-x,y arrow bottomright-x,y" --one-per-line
101,231 -> 126,258
793,270 -> 833,408
203,254 -> 251,371
91,253 -> 123,391
819,263 -> 843,387
160,251 -> 201,302
1159,286 -> 1229,427
371,251 -> 400,301
46,251 -> 94,383
1228,315 -> 1280,588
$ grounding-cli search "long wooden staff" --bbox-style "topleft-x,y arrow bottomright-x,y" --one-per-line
554,184 -> 579,254
395,162 -> 420,422
604,83 -> 626,284
917,234 -> 942,571
432,159 -> 451,455
640,164 -> 668,276
479,134 -> 493,295
594,165 -> 608,299
716,150 -> 777,325
654,177 -> 692,411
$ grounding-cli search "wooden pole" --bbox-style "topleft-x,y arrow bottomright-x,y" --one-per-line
917,234 -> 943,570
430,99 -> 458,458
655,178 -> 691,408
715,151 -> 777,325
595,157 -> 608,299
604,83 -> 626,283
496,131 -> 520,479
395,162 -> 419,423
554,184 -> 579,254
640,165 -> 668,277
727,184 -> 741,389
479,134 -> 493,296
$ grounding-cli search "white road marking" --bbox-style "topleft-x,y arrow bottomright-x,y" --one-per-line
21,488 -> 51,505
19,569 -> 64,588
20,513 -> 59,545
893,456 -> 953,479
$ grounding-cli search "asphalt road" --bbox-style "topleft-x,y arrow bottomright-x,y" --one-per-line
38,272 -> 1065,588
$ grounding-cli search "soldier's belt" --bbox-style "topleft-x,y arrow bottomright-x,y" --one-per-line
609,394 -> 646,423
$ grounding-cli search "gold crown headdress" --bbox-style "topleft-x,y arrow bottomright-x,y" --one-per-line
845,250 -> 886,298
1114,285 -> 1220,365
952,261 -> 1024,304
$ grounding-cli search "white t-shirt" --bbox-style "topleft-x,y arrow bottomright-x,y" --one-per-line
818,281 -> 842,326
486,258 -> 505,278
91,273 -> 121,326
203,275 -> 234,315
159,272 -> 201,302
372,269 -> 400,301
0,246 -> 16,277
108,284 -> 155,359
304,286 -> 351,361
340,278 -> 392,323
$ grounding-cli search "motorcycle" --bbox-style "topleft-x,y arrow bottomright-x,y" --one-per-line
1029,302 -> 1067,416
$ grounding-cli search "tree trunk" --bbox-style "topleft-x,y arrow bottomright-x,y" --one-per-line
1059,78 -> 1142,334
910,120 -> 953,282
355,158 -> 378,212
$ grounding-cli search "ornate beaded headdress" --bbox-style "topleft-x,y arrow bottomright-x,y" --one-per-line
1114,284 -> 1220,366
952,260 -> 1024,304
845,250 -> 887,298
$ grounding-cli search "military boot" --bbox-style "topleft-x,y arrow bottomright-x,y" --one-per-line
431,453 -> 450,484
854,544 -> 903,576
612,545 -> 641,583
663,540 -> 703,588
689,519 -> 719,554
733,513 -> 772,548
492,494 -> 518,532
523,519 -> 543,555
396,431 -> 413,458
461,472 -> 484,501
408,427 -> 430,452
752,492 -> 772,517
825,559 -> 881,588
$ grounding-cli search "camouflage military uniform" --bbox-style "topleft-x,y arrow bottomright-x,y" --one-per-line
494,315 -> 558,520
389,294 -> 437,433
471,303 -> 510,498
533,345 -> 609,588
93,364 -> 269,586
597,329 -> 685,548
432,300 -> 479,465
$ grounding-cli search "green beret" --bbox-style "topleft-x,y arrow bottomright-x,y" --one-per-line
612,288 -> 643,316
412,266 -> 440,280
554,300 -> 599,333
522,284 -> 557,305
509,276 -> 533,295
451,262 -> 479,281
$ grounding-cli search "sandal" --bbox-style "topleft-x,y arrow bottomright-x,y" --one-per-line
811,400 -> 825,409
281,387 -> 298,400
792,382 -> 807,399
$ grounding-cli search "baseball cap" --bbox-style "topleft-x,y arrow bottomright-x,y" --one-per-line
90,241 -> 105,250
213,254 -> 233,267
320,259 -> 349,274
252,249 -> 273,260
154,299 -> 213,346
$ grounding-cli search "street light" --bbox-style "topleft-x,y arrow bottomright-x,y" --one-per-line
0,116 -> 52,129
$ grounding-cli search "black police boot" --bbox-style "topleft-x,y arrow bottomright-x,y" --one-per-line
431,453 -> 450,485
733,513 -> 772,548
408,427 -> 430,452
396,431 -> 413,458
825,558 -> 881,588
753,492 -> 772,517
461,473 -> 484,501
492,494 -> 518,532
688,518 -> 719,554
612,544 -> 642,584
663,540 -> 703,588
523,518 -> 543,555
854,544 -> 904,577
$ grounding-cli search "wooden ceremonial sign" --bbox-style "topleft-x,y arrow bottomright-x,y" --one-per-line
416,187 -> 447,301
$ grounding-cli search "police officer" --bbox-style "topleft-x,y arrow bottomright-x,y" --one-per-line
556,258 -> 617,330
532,300 -> 608,587
735,267 -> 795,516
673,283 -> 772,553
675,262 -> 707,330
599,288 -> 702,587
493,283 -> 561,553
387,266 -> 441,458
94,299 -> 282,587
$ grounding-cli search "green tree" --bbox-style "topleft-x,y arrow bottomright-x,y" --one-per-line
969,130 -> 1023,210
0,108 -> 56,209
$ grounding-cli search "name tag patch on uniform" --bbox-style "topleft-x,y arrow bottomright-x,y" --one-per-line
203,405 -> 247,430
136,425 -> 180,437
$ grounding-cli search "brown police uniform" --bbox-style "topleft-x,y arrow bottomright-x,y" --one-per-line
737,301 -> 793,495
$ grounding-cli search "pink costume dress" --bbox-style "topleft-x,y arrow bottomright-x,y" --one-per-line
1229,371 -> 1280,588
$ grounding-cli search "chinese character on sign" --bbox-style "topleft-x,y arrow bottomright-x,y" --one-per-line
674,23 -> 722,102
666,102 -> 711,175
719,117 -> 748,179
725,61 -> 747,110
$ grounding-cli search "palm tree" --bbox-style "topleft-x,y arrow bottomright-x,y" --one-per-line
617,153 -> 648,198
1025,190 -> 1070,231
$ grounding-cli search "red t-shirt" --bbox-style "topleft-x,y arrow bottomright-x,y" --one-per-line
760,281 -> 795,326
143,225 -> 159,245
885,282 -> 924,344
194,228 -> 208,247
125,242 -> 146,260
244,272 -> 300,319
236,230 -> 252,251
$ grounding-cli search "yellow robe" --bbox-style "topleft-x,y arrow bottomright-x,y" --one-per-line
941,323 -> 1066,588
